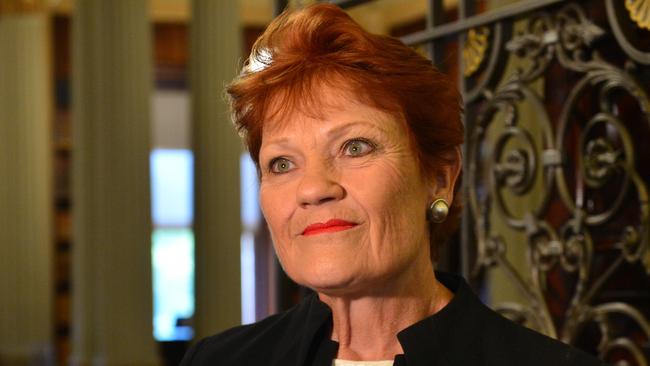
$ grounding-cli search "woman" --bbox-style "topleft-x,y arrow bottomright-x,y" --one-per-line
182,4 -> 604,366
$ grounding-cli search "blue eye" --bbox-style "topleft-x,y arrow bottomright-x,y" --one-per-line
269,157 -> 294,174
343,139 -> 374,157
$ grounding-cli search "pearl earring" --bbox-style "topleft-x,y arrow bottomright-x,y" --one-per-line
428,198 -> 449,223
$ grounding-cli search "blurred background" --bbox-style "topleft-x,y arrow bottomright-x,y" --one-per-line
0,0 -> 649,365
0,1 -> 457,364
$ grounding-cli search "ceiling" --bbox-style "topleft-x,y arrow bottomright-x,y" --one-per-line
47,0 -> 457,31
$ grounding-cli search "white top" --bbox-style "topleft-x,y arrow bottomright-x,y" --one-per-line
332,359 -> 393,366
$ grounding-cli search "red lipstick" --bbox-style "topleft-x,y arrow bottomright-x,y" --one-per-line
302,219 -> 357,236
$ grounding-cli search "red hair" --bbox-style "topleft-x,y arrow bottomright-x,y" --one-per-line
226,3 -> 464,259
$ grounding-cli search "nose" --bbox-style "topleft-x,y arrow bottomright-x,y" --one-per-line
296,162 -> 345,207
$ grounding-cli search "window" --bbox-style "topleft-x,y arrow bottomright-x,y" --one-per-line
151,148 -> 195,341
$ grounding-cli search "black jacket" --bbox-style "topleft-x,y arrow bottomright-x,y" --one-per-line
181,272 -> 606,366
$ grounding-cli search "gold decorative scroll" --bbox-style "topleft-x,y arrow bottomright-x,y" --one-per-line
626,0 -> 650,30
463,26 -> 490,77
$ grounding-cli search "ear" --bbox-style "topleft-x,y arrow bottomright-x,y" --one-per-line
427,146 -> 462,205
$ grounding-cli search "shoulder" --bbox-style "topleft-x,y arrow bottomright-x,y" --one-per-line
433,272 -> 606,366
180,294 -> 326,366
472,302 -> 605,366
179,312 -> 288,366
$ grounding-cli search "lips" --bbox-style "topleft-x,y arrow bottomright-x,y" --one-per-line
302,219 -> 358,236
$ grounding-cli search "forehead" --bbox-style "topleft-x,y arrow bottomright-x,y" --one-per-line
261,83 -> 403,138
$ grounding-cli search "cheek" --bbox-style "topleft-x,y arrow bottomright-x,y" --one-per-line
259,184 -> 290,237
259,182 -> 299,259
349,160 -> 425,214
345,160 -> 428,259
260,182 -> 311,284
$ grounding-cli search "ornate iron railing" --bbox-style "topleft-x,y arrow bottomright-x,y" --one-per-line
460,3 -> 650,362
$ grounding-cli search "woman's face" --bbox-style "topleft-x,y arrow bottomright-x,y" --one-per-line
258,87 -> 444,295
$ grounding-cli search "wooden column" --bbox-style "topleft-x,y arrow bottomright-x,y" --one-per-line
70,1 -> 158,364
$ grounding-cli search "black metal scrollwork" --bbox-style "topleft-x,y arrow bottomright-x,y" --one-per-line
466,2 -> 650,364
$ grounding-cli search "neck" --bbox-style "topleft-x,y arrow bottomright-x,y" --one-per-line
318,257 -> 452,361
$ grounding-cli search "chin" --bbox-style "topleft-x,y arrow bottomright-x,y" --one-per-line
288,262 -> 361,295
305,276 -> 358,295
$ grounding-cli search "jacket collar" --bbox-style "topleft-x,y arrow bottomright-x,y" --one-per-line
397,271 -> 484,366
273,291 -> 334,366
281,271 -> 483,366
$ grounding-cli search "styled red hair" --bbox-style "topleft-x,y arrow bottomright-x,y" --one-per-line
226,3 -> 464,258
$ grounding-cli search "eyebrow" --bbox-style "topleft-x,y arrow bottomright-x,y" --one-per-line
262,137 -> 290,148
326,120 -> 390,139
261,120 -> 391,150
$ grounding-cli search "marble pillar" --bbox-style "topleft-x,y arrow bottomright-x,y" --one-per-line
70,1 -> 158,364
191,0 -> 243,339
0,9 -> 53,365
